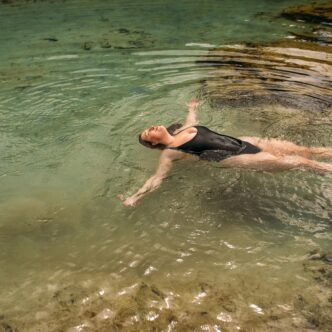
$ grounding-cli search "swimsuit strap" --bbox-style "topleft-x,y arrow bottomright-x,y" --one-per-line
166,125 -> 198,151
172,125 -> 196,136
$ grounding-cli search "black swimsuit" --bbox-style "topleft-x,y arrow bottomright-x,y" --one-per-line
169,126 -> 260,161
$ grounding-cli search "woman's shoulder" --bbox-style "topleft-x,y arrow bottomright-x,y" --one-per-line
173,125 -> 198,135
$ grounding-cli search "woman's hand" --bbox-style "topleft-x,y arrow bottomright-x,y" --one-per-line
186,99 -> 200,110
117,194 -> 138,207
123,196 -> 138,207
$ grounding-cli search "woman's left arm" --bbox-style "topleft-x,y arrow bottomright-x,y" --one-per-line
183,99 -> 200,127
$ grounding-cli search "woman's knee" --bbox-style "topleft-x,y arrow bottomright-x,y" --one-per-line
280,156 -> 307,167
280,156 -> 332,171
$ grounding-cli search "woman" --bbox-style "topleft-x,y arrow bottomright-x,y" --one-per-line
119,100 -> 332,206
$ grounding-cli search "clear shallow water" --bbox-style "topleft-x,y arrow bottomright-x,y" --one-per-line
0,0 -> 331,331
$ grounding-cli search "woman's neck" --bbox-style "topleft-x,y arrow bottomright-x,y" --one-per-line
161,133 -> 175,147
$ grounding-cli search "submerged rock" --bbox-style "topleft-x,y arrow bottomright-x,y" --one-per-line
100,39 -> 112,49
279,3 -> 332,25
4,276 -> 332,332
201,41 -> 332,112
293,292 -> 332,330
81,28 -> 154,51
205,3 -> 332,113
0,321 -> 18,332
304,251 -> 332,286
298,250 -> 332,330
308,250 -> 332,264
323,255 -> 332,264
288,30 -> 332,44
42,37 -> 58,42
277,3 -> 332,45
53,285 -> 89,307
81,41 -> 93,51
118,28 -> 130,34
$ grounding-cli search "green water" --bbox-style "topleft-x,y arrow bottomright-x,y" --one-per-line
0,0 -> 331,331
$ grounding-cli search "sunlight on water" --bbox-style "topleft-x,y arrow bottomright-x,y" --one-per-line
0,0 -> 331,331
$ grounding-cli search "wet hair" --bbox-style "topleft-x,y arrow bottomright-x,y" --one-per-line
138,123 -> 183,150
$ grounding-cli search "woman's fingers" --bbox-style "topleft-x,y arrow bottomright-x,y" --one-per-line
186,99 -> 200,108
118,194 -> 137,206
123,197 -> 137,207
117,194 -> 125,201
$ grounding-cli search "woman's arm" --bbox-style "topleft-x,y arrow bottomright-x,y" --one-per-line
119,151 -> 175,206
183,99 -> 200,127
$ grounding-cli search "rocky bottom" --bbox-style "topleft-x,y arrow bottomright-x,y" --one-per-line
0,250 -> 331,332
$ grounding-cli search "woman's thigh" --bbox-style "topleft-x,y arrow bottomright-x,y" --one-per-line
239,136 -> 311,157
219,152 -> 280,171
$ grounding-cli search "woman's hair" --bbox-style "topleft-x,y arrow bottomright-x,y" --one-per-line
138,123 -> 183,150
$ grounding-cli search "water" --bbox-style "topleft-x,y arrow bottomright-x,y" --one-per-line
0,0 -> 331,331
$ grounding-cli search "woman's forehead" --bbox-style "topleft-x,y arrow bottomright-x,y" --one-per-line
141,130 -> 149,140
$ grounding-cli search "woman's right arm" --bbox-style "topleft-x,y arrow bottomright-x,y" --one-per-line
119,150 -> 180,206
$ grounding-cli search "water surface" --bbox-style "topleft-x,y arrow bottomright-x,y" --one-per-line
0,0 -> 331,331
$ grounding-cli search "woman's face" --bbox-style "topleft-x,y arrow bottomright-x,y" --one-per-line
141,125 -> 167,144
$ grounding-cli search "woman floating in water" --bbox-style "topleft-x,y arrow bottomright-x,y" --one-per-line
119,100 -> 332,206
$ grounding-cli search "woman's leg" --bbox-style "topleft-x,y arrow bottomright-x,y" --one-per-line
220,152 -> 332,172
308,147 -> 332,159
239,137 -> 332,159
